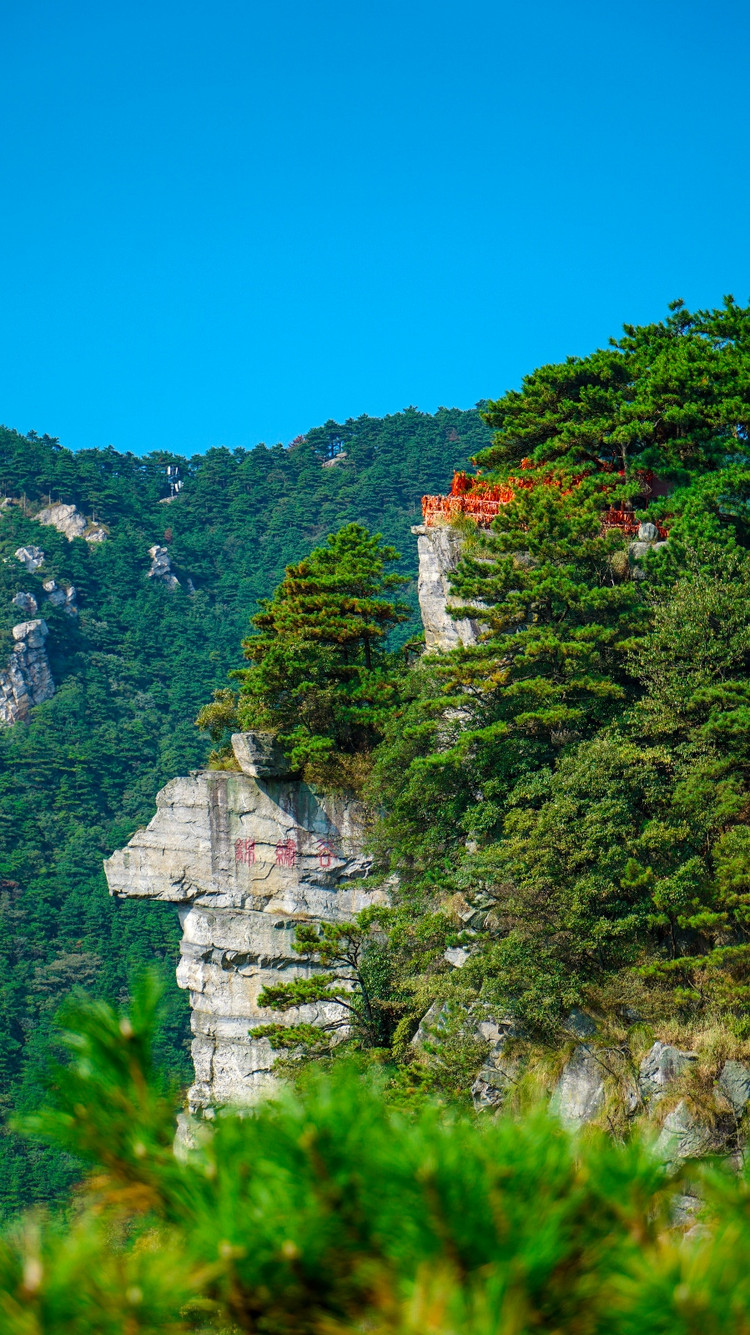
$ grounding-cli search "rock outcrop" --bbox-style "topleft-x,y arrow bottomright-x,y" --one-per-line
629,521 -> 668,580
105,733 -> 383,1114
0,619 -> 55,725
12,592 -> 38,618
35,502 -> 107,543
42,579 -> 77,615
412,523 -> 481,651
147,545 -> 180,589
14,546 -> 45,573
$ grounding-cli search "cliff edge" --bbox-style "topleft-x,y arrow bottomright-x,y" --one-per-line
104,735 -> 384,1113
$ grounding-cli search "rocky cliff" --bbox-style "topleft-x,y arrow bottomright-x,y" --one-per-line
105,733 -> 384,1114
411,522 -> 480,651
0,619 -> 55,726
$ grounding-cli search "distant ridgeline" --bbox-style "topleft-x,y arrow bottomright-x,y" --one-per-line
0,408 -> 490,1216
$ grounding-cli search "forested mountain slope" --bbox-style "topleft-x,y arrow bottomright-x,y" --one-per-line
0,406 -> 490,1213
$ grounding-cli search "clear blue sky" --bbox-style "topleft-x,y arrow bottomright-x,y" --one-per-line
2,0 -> 749,457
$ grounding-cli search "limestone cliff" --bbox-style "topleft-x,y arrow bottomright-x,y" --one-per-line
105,735 -> 383,1113
412,523 -> 480,651
0,619 -> 55,726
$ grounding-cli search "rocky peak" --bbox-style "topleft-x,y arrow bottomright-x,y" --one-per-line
411,523 -> 480,651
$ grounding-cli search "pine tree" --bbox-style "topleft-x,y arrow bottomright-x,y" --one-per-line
235,523 -> 410,783
476,296 -> 750,478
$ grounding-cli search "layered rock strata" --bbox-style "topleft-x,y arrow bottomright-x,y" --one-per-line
0,619 -> 55,725
104,734 -> 382,1114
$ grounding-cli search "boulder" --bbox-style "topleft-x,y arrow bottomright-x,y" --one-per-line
147,544 -> 180,589
653,1100 -> 716,1164
639,1041 -> 697,1104
36,502 -> 87,540
14,546 -> 44,573
444,946 -> 469,968
637,522 -> 659,542
231,732 -> 291,778
35,502 -> 107,543
12,592 -> 37,617
551,1045 -> 606,1127
717,1060 -> 750,1117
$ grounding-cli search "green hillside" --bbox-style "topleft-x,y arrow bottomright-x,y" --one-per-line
0,406 -> 490,1214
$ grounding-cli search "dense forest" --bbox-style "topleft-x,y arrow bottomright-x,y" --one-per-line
0,405 -> 489,1214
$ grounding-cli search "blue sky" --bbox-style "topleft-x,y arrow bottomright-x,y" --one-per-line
2,0 -> 749,456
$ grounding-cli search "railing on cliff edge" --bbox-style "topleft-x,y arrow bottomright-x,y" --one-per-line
421,468 -> 669,539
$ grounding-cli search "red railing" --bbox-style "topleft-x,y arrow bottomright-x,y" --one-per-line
421,492 -> 512,526
422,471 -> 669,537
600,509 -> 669,540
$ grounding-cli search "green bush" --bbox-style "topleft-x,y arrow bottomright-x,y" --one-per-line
7,979 -> 750,1333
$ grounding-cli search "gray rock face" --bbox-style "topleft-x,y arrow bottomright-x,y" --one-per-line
654,1100 -> 717,1164
104,735 -> 383,1114
718,1060 -> 750,1117
471,1017 -> 520,1110
639,1041 -> 697,1103
551,1046 -> 607,1127
412,524 -> 481,651
42,579 -> 78,615
0,619 -> 55,725
35,502 -> 107,543
564,1008 -> 598,1040
12,591 -> 38,617
147,545 -> 180,589
231,732 -> 291,778
14,546 -> 45,573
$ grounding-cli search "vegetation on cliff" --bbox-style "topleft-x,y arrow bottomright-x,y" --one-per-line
213,302 -> 750,1096
0,407 -> 487,1216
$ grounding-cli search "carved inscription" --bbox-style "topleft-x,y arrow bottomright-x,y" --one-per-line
234,837 -> 256,865
275,838 -> 296,868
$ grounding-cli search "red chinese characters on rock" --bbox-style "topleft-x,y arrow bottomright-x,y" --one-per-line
317,841 -> 335,869
234,837 -> 256,866
275,838 -> 297,869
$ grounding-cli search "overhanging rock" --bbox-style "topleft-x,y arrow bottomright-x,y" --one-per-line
104,736 -> 383,1115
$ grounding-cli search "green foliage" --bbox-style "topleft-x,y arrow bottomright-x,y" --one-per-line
252,915 -> 395,1058
476,296 -> 750,477
366,307 -> 750,1047
370,479 -> 645,873
9,988 -> 750,1333
234,524 -> 409,783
